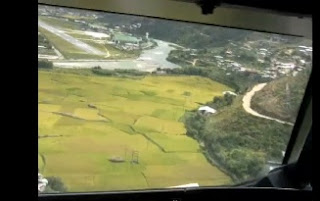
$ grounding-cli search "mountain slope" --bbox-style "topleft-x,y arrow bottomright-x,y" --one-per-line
251,69 -> 311,123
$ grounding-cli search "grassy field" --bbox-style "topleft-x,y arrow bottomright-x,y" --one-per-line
39,16 -> 84,30
39,154 -> 45,172
38,69 -> 232,192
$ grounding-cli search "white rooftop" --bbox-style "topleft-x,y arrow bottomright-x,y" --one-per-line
214,56 -> 223,59
298,45 -> 311,49
84,31 -> 110,38
232,62 -> 241,67
223,91 -> 237,96
198,106 -> 216,114
279,63 -> 295,69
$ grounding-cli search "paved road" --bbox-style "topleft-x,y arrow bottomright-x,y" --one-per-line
39,20 -> 106,56
53,39 -> 180,72
242,83 -> 294,126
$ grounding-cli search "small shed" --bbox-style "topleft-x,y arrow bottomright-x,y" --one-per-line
198,106 -> 216,115
223,91 -> 238,96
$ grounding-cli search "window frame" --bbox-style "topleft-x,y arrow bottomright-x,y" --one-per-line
37,0 -> 313,195
38,0 -> 312,38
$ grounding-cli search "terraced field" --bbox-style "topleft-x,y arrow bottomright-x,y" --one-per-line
38,70 -> 232,191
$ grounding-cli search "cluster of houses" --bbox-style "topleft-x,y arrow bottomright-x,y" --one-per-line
260,46 -> 312,79
120,23 -> 142,30
213,56 -> 246,72
261,61 -> 296,79
179,39 -> 311,79
298,45 -> 313,55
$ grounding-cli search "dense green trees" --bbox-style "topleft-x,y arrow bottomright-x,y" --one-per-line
184,112 -> 205,138
239,51 -> 257,62
91,67 -> 148,77
226,149 -> 265,179
163,66 -> 260,94
208,93 -> 235,109
43,177 -> 67,193
38,60 -> 53,69
184,95 -> 292,182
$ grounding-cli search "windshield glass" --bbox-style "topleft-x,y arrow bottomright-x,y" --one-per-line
38,5 -> 312,193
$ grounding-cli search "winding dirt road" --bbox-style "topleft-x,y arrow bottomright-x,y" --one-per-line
242,83 -> 294,126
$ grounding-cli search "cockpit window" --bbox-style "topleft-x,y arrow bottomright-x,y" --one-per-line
38,5 -> 312,193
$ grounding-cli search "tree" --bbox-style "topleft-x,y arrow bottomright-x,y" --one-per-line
210,93 -> 235,109
38,60 -> 53,69
182,91 -> 191,97
92,66 -> 102,69
239,51 -> 257,62
46,177 -> 67,192
227,149 -> 265,180
224,94 -> 234,105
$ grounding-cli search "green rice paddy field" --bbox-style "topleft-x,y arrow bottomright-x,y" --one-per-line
38,70 -> 232,192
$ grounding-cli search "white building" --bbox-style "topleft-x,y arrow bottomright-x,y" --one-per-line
198,106 -> 217,115
239,67 -> 247,72
231,62 -> 241,68
223,91 -> 237,96
214,56 -> 224,59
280,63 -> 295,69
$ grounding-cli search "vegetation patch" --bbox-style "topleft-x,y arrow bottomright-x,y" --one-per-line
251,70 -> 310,123
184,96 -> 293,182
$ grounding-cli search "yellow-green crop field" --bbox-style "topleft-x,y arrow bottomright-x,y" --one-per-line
38,70 -> 232,192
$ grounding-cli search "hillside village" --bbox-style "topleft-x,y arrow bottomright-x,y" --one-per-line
167,39 -> 312,81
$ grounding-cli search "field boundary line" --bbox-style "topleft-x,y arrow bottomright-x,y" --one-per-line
39,153 -> 46,172
140,171 -> 150,187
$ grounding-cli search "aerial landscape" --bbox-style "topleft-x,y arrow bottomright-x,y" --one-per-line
38,5 -> 312,193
